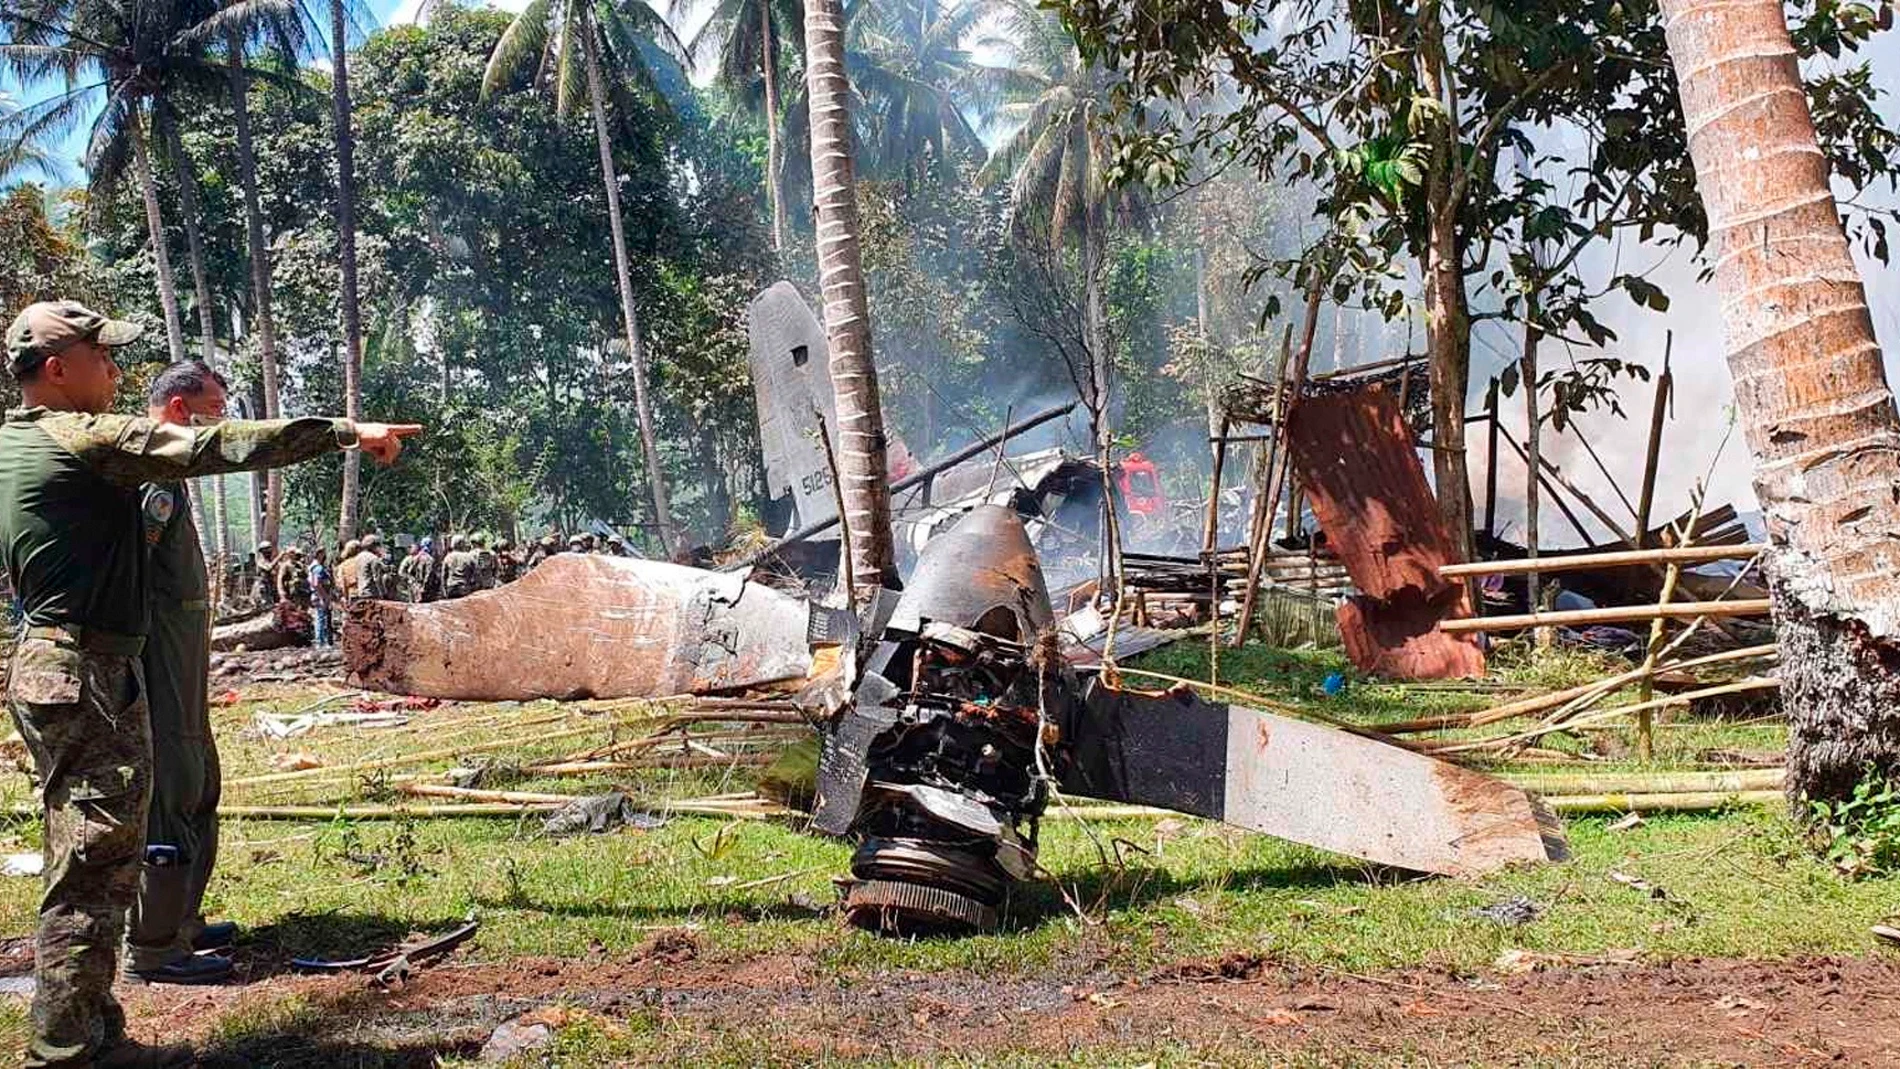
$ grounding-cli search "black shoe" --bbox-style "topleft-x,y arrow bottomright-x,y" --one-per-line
96,1040 -> 195,1068
191,921 -> 238,951
128,953 -> 233,985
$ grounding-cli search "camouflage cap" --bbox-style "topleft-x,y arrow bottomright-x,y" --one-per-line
6,300 -> 144,377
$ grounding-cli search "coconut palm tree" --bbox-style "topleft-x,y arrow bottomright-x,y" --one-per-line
484,0 -> 689,557
802,0 -> 895,598
678,0 -> 803,251
0,91 -> 63,186
0,1 -> 210,362
976,1 -> 1136,462
1661,0 -> 1900,801
847,0 -> 984,180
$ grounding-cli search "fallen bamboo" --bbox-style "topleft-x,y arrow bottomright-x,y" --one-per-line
1430,676 -> 1782,754
1438,543 -> 1766,578
1438,599 -> 1770,633
525,753 -> 777,776
1543,790 -> 1781,813
1375,643 -> 1779,734
228,716 -> 670,788
1508,768 -> 1783,795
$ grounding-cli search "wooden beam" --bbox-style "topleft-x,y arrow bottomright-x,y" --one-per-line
1438,598 -> 1771,633
1439,543 -> 1767,578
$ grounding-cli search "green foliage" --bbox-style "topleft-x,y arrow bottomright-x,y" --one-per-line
1810,767 -> 1900,879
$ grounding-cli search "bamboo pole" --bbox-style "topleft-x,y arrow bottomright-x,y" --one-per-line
227,717 -> 660,788
1508,768 -> 1783,795
1439,599 -> 1770,633
1429,676 -> 1781,754
1204,414 -> 1230,553
1635,335 -> 1674,546
1050,789 -> 1780,821
1373,643 -> 1778,733
1438,543 -> 1766,578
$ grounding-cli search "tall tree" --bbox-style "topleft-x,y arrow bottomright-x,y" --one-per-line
330,0 -> 369,540
484,0 -> 688,557
849,0 -> 984,179
1053,0 -> 1899,563
977,3 -> 1137,481
805,0 -> 895,598
681,0 -> 802,251
1661,0 -> 1900,801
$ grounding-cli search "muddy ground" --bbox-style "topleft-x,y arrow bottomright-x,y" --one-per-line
44,935 -> 1900,1066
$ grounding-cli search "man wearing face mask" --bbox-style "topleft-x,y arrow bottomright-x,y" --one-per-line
0,307 -> 423,1069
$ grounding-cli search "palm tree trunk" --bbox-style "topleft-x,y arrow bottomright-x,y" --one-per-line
1663,0 -> 1900,802
229,31 -> 286,548
129,110 -> 187,365
332,0 -> 365,542
804,0 -> 896,599
761,3 -> 787,253
581,19 -> 682,558
159,111 -> 219,364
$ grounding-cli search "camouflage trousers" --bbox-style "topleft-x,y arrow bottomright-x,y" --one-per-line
7,637 -> 152,1069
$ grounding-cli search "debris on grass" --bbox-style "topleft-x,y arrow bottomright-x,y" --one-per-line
541,791 -> 670,837
1468,896 -> 1543,927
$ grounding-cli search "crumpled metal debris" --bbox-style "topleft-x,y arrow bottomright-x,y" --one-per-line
541,791 -> 670,837
1468,896 -> 1543,926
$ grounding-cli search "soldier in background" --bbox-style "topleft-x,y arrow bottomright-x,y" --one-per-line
274,547 -> 310,612
398,537 -> 437,603
525,532 -> 560,570
307,548 -> 337,648
440,535 -> 481,599
495,539 -> 522,584
334,539 -> 363,603
354,534 -> 394,600
252,541 -> 278,605
473,532 -> 498,590
604,534 -> 629,557
0,303 -> 420,1067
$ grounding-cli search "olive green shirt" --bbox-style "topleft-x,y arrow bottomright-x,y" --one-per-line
0,409 -> 358,637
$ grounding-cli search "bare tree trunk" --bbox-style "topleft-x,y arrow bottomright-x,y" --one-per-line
581,22 -> 682,559
159,112 -> 219,365
1417,0 -> 1474,564
129,112 -> 187,365
805,0 -> 896,598
332,0 -> 365,542
1521,307 -> 1545,646
1663,0 -> 1900,801
761,3 -> 787,253
230,34 -> 285,547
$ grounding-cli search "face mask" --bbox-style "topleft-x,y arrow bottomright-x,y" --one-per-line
187,413 -> 228,428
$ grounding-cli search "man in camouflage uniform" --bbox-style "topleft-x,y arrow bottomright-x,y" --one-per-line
472,533 -> 499,591
334,539 -> 364,603
439,535 -> 481,599
353,534 -> 394,600
275,547 -> 311,612
397,538 -> 437,603
251,542 -> 278,605
494,539 -> 521,585
0,304 -> 421,1068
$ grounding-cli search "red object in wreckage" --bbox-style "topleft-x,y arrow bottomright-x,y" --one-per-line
1117,453 -> 1166,517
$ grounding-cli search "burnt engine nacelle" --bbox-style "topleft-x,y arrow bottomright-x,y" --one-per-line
812,506 -> 1079,932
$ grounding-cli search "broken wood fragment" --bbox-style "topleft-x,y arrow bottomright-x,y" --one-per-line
1439,543 -> 1767,578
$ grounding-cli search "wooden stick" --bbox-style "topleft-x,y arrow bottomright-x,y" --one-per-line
1431,676 -> 1781,753
1377,643 -> 1778,733
1204,414 -> 1229,553
1635,335 -> 1673,547
525,754 -> 777,775
227,717 -> 663,787
1438,543 -> 1766,578
1438,599 -> 1770,633
1049,789 -> 1780,821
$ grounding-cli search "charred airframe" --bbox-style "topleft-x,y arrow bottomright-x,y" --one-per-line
348,504 -> 1566,934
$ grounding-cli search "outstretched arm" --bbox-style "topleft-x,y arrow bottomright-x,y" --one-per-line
45,414 -> 421,487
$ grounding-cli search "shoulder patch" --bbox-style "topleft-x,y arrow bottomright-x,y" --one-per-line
143,487 -> 177,544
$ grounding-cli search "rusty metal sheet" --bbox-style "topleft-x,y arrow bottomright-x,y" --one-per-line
345,554 -> 815,701
1062,680 -> 1565,877
1284,385 -> 1484,679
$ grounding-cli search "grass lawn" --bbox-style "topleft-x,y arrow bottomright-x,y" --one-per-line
0,642 -> 1892,1066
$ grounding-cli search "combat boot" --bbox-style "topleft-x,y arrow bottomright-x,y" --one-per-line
124,952 -> 232,985
191,920 -> 238,951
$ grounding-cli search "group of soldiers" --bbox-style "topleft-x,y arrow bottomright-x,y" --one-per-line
0,300 -> 421,1068
248,528 -> 635,621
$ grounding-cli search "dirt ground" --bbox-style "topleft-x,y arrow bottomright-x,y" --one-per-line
76,937 -> 1900,1066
